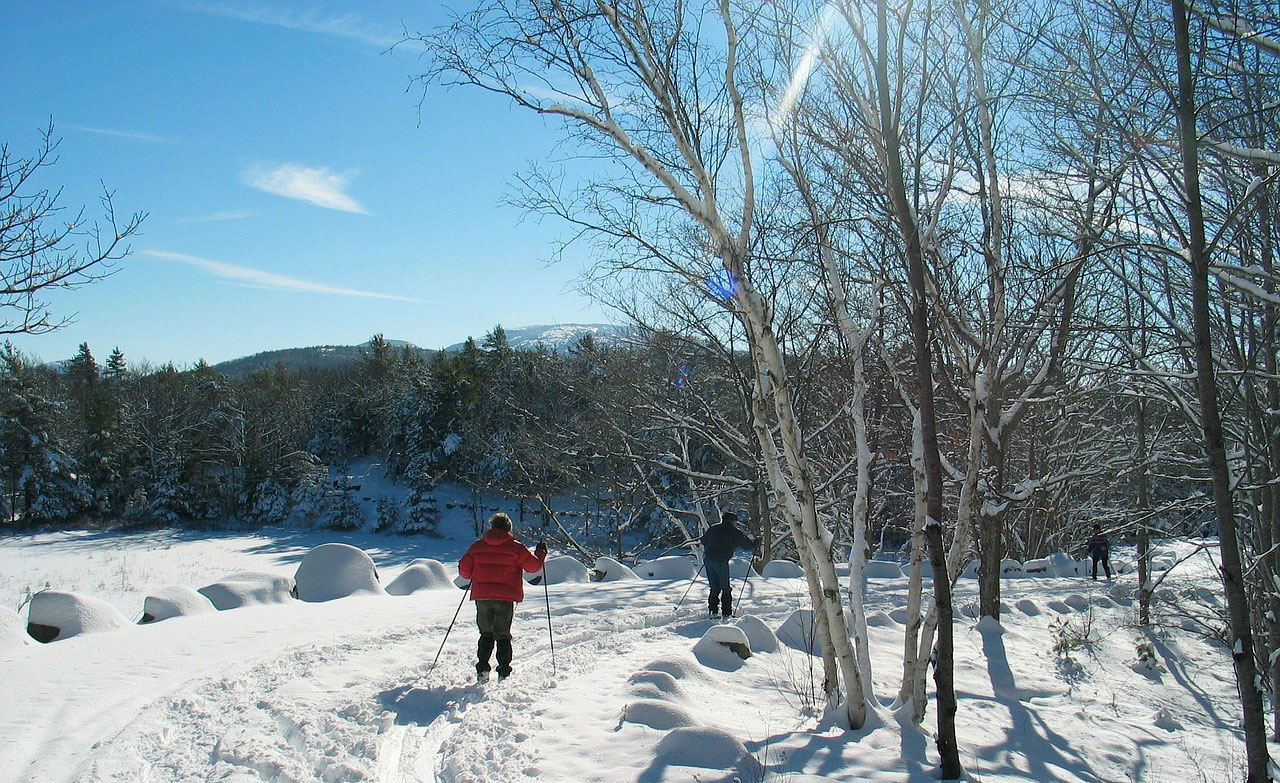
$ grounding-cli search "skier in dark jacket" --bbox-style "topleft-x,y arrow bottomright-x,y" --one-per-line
1084,524 -> 1112,580
458,513 -> 547,681
698,511 -> 758,618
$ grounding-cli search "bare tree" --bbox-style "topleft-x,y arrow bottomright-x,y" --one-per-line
1,125 -> 144,335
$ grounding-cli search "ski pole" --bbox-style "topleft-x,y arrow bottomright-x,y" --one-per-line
675,562 -> 705,611
427,583 -> 471,678
735,556 -> 753,614
542,545 -> 556,677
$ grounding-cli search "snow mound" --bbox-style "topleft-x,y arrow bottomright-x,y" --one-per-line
866,610 -> 898,628
728,557 -> 758,579
293,544 -> 384,602
627,670 -> 687,700
643,654 -> 709,682
534,556 -> 591,585
198,572 -> 294,610
776,609 -> 819,653
141,586 -> 216,623
1024,558 -> 1051,575
1045,600 -> 1071,614
976,616 -> 1003,633
652,727 -> 759,774
961,559 -> 980,578
623,699 -> 698,730
761,559 -> 803,578
594,557 -> 639,581
889,607 -> 911,624
386,560 -> 453,595
1063,594 -> 1089,611
693,629 -> 751,670
734,614 -> 778,653
866,560 -> 904,579
0,606 -> 31,649
1153,708 -> 1182,731
27,590 -> 131,642
636,556 -> 696,580
1001,558 -> 1025,576
1048,552 -> 1083,576
1015,599 -> 1041,616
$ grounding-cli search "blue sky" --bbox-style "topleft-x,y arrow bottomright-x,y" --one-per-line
2,1 -> 605,366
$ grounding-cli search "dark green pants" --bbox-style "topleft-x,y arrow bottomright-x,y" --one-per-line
475,599 -> 515,676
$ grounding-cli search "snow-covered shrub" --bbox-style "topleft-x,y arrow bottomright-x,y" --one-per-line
27,590 -> 131,642
1,606 -> 31,649
865,560 -> 904,579
734,614 -> 778,653
594,557 -> 639,581
652,727 -> 758,774
386,559 -> 454,595
141,586 -> 216,623
776,609 -> 819,653
693,624 -> 752,669
1133,635 -> 1162,675
728,556 -> 758,579
373,497 -> 402,533
198,572 -> 294,610
761,559 -> 803,578
293,544 -> 384,602
1024,557 -> 1051,575
1048,552 -> 1082,577
401,485 -> 440,536
636,556 -> 697,580
622,699 -> 697,730
531,555 -> 590,585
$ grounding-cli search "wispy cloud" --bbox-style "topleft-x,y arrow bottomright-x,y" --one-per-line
145,250 -> 421,302
244,163 -> 369,214
65,124 -> 179,144
175,209 -> 261,224
175,2 -> 401,48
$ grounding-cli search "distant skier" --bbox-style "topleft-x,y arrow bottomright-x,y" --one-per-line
1085,524 -> 1112,580
458,512 -> 547,681
699,511 -> 758,618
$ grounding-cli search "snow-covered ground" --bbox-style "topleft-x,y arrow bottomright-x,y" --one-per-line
0,516 -> 1263,783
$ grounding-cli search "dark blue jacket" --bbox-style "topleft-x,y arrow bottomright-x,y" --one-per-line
701,521 -> 756,562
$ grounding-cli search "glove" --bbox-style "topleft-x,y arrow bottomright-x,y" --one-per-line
535,542 -> 548,559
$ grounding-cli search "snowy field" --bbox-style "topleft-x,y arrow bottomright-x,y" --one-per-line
0,517 -> 1264,783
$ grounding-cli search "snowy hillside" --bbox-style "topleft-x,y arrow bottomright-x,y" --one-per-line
0,521 -> 1261,783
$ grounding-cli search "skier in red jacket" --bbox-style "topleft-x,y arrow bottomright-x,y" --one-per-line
458,512 -> 547,681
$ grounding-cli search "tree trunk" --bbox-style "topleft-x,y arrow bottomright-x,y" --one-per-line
1171,1 -> 1271,777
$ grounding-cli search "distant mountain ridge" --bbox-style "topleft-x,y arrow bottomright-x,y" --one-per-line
444,323 -> 635,353
212,325 -> 631,378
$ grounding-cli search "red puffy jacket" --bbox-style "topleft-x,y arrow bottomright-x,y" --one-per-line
459,529 -> 546,602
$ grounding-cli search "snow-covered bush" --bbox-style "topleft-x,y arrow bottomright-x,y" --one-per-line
1,606 -> 31,649
373,497 -> 402,533
692,624 -> 752,669
734,614 -> 778,653
401,485 -> 440,536
386,559 -> 454,594
1024,557 -> 1051,575
198,572 -> 294,610
293,544 -> 385,602
652,727 -> 758,775
865,560 -> 904,579
728,557 -> 758,579
761,559 -> 803,578
636,556 -> 697,580
532,555 -> 590,585
594,557 -> 639,581
776,609 -> 819,653
140,586 -> 216,623
1048,552 -> 1083,577
27,590 -> 131,642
